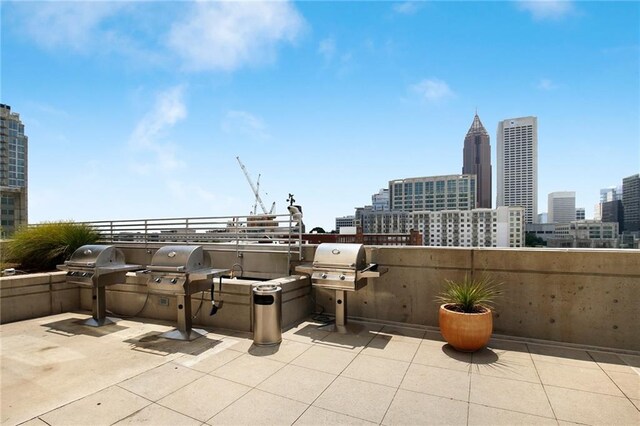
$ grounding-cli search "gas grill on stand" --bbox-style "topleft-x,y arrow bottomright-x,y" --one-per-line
58,245 -> 142,326
145,245 -> 229,341
296,243 -> 387,333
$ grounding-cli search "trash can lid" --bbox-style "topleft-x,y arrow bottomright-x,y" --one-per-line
253,284 -> 281,293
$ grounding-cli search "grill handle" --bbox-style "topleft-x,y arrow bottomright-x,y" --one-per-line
64,261 -> 97,268
146,265 -> 186,273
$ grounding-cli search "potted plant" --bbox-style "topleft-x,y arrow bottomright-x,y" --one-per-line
437,273 -> 501,352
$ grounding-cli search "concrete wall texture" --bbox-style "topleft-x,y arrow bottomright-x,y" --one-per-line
1,246 -> 638,351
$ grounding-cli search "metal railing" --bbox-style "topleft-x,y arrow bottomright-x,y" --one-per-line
78,213 -> 304,264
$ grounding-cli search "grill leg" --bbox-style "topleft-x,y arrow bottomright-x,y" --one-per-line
335,290 -> 347,333
161,293 -> 207,341
177,294 -> 192,334
84,286 -> 117,327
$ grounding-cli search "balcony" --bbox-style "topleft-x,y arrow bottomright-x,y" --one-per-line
1,242 -> 639,425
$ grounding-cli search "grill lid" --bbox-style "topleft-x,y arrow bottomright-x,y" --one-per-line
312,243 -> 366,270
148,245 -> 211,273
65,245 -> 125,268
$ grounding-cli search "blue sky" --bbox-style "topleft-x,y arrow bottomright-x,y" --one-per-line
2,0 -> 639,231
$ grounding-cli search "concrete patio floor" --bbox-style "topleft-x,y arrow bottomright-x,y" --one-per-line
1,312 -> 638,426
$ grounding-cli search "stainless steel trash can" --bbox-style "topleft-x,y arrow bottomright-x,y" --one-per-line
252,284 -> 282,346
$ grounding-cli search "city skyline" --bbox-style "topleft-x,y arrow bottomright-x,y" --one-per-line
2,1 -> 638,231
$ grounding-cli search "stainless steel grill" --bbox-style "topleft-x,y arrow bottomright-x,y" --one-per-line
58,245 -> 142,327
145,245 -> 229,340
296,243 -> 387,333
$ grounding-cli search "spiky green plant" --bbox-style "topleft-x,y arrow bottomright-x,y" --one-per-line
7,222 -> 100,272
437,274 -> 501,313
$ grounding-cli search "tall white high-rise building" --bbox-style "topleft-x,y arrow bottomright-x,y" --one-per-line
497,116 -> 538,224
548,191 -> 576,224
1,104 -> 28,237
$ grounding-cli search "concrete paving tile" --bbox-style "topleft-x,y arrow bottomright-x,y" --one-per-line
257,364 -> 336,404
290,345 -> 357,375
421,330 -> 448,346
40,385 -> 150,426
315,330 -> 376,352
158,375 -> 250,421
16,417 -> 49,426
619,353 -> 640,369
528,344 -> 599,369
400,363 -> 470,401
342,354 -> 410,387
471,350 -> 541,383
313,377 -> 396,423
209,388 -> 308,425
382,389 -> 468,425
119,362 -> 205,401
211,353 -> 285,387
607,370 -> 640,400
468,404 -> 557,425
114,403 -> 201,425
282,321 -> 332,344
294,406 -> 377,425
534,360 -> 624,396
469,374 -> 554,418
0,321 -> 182,425
588,350 -> 637,373
486,338 -> 531,357
222,332 -> 255,353
361,336 -> 420,362
173,342 -> 243,373
377,325 -> 426,343
546,385 -> 640,425
349,321 -> 384,335
412,342 -> 472,372
246,339 -> 312,363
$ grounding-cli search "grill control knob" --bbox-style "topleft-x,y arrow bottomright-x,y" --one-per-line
82,272 -> 89,277
339,274 -> 346,280
155,278 -> 162,283
170,278 -> 178,284
321,273 -> 327,279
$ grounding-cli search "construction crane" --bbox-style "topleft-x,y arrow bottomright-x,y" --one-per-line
236,156 -> 276,215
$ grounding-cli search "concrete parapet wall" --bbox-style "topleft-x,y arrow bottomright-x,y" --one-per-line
0,272 -> 78,324
314,247 -> 640,351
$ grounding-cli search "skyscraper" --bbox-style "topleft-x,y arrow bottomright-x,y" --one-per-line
0,104 -> 28,236
462,113 -> 491,208
497,116 -> 538,224
622,174 -> 640,233
548,191 -> 576,224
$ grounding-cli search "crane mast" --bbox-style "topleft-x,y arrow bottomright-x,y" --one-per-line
236,156 -> 275,215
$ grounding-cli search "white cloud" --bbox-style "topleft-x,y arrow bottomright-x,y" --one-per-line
129,86 -> 187,173
411,78 -> 455,102
19,2 -> 126,52
536,78 -> 558,91
168,1 -> 305,72
222,110 -> 270,141
318,37 -> 336,61
393,2 -> 421,16
517,1 -> 575,21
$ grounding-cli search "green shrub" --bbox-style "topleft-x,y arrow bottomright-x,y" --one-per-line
7,222 -> 100,272
436,274 -> 501,313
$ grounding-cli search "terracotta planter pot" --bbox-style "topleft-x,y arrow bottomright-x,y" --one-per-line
438,303 -> 493,352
